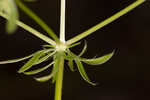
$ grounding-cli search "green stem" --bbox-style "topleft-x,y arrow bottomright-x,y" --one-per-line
15,0 -> 59,42
54,55 -> 64,100
66,0 -> 145,45
0,12 -> 56,45
60,0 -> 66,43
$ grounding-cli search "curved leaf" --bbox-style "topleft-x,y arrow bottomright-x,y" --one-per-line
78,41 -> 87,56
34,50 -> 55,65
0,53 -> 33,64
24,62 -> 54,75
81,51 -> 114,65
35,55 -> 61,82
75,58 -> 96,85
18,50 -> 46,73
68,59 -> 75,72
68,42 -> 81,48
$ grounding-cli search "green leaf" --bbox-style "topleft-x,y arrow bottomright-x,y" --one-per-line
81,51 -> 114,65
35,55 -> 60,82
24,62 -> 54,75
78,41 -> 87,56
68,42 -> 81,48
18,50 -> 46,73
75,58 -> 96,85
42,44 -> 55,48
34,50 -> 55,65
0,51 -> 41,64
68,59 -> 75,72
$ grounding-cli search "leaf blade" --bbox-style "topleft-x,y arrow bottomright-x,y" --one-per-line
68,59 -> 75,72
35,54 -> 61,82
18,50 -> 45,73
75,58 -> 96,85
78,41 -> 87,56
24,62 -> 54,75
81,51 -> 114,65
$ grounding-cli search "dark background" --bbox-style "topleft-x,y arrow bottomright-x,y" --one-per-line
0,0 -> 150,100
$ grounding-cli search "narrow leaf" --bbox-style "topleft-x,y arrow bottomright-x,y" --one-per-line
81,51 -> 114,65
0,52 -> 37,64
43,44 -> 55,48
75,58 -> 96,85
34,51 -> 55,65
18,50 -> 45,73
68,42 -> 81,48
68,59 -> 75,72
24,62 -> 54,75
78,41 -> 87,56
35,56 -> 60,82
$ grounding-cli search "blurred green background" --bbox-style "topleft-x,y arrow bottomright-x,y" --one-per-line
0,0 -> 150,100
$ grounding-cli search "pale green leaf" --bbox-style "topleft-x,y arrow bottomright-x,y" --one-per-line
78,41 -> 87,56
42,44 -> 55,48
0,54 -> 33,64
68,59 -> 75,72
35,56 -> 60,82
0,50 -> 46,64
34,50 -> 55,65
68,42 -> 81,48
75,58 -> 96,85
81,51 -> 114,65
24,62 -> 54,75
18,50 -> 46,73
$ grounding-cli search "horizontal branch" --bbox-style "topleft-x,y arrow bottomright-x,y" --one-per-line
66,0 -> 145,45
0,12 -> 56,45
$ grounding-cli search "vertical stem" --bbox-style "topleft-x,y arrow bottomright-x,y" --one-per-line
60,0 -> 66,43
54,55 -> 64,100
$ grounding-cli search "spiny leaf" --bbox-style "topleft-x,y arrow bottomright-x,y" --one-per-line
78,41 -> 87,56
75,58 -> 96,85
18,50 -> 46,73
81,51 -> 114,65
24,62 -> 54,75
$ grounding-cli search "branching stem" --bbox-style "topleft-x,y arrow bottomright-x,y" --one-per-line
15,0 -> 59,42
0,12 -> 56,45
66,0 -> 145,45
